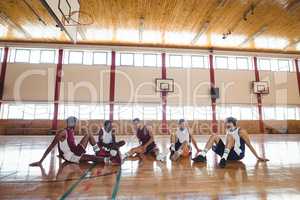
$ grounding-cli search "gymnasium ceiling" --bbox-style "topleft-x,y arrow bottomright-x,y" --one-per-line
0,0 -> 300,53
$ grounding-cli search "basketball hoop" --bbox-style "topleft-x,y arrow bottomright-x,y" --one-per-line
61,10 -> 94,26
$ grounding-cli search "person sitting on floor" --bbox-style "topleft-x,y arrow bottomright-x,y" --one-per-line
170,119 -> 201,161
123,118 -> 166,162
96,120 -> 125,165
29,116 -> 105,166
192,117 -> 269,168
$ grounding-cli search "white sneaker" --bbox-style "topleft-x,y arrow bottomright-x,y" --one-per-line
156,153 -> 166,162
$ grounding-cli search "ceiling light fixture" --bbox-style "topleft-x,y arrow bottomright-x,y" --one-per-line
191,20 -> 209,45
239,25 -> 268,46
0,11 -> 31,38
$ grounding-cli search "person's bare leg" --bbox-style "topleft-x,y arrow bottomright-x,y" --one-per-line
219,134 -> 235,168
204,134 -> 221,150
193,134 -> 221,162
125,146 -> 144,158
79,133 -> 100,154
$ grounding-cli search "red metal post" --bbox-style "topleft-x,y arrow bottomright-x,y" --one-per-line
253,57 -> 264,133
0,47 -> 9,109
109,51 -> 116,121
209,54 -> 218,133
52,49 -> 63,130
295,59 -> 300,96
161,53 -> 168,134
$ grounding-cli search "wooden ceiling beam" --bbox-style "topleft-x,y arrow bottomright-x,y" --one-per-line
0,11 -> 31,38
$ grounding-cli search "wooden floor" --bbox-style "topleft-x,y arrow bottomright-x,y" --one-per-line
1,134 -> 300,200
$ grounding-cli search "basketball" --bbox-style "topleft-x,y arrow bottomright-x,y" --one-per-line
181,144 -> 190,158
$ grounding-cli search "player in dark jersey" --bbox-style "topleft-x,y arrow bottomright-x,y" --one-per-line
192,117 -> 269,168
124,118 -> 165,162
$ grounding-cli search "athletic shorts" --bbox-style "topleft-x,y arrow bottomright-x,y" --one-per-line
72,144 -> 86,157
145,142 -> 158,155
212,140 -> 245,161
63,153 -> 81,163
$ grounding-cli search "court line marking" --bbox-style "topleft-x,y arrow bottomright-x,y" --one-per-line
59,163 -> 96,200
111,167 -> 122,200
0,171 -> 117,183
0,171 -> 18,179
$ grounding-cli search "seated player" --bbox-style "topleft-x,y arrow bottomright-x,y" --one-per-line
192,117 -> 269,168
170,119 -> 201,161
124,118 -> 165,162
29,116 -> 105,166
97,120 -> 125,165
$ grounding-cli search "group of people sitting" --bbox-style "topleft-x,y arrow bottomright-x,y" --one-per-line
30,116 -> 268,168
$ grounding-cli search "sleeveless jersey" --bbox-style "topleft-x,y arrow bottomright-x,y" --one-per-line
176,128 -> 190,144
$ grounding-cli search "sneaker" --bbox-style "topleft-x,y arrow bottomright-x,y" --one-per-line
171,151 -> 181,161
219,158 -> 227,168
192,155 -> 207,162
156,153 -> 166,162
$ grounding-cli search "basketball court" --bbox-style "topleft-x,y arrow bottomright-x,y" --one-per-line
0,0 -> 300,199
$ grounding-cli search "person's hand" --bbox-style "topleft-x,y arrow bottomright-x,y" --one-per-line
257,157 -> 269,162
29,161 -> 42,167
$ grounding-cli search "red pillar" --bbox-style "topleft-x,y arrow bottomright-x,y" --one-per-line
253,57 -> 264,133
161,53 -> 168,134
209,54 -> 218,133
52,49 -> 63,130
295,59 -> 300,96
0,47 -> 9,109
109,51 -> 116,121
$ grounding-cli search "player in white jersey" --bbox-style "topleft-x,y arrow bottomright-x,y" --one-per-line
170,119 -> 201,161
192,117 -> 269,168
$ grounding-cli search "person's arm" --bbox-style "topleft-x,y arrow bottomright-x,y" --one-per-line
189,128 -> 201,153
29,130 -> 63,166
142,126 -> 154,150
240,129 -> 269,161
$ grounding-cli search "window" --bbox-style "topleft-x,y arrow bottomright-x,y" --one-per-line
183,55 -> 191,68
0,48 -> 3,62
263,107 -> 276,120
119,105 -> 133,119
228,57 -> 237,69
215,56 -> 228,69
270,59 -> 279,71
83,51 -> 93,65
134,53 -> 143,66
23,104 -> 35,119
40,50 -> 55,63
15,49 -> 30,62
259,59 -> 271,71
278,59 -> 290,71
169,55 -> 182,67
29,50 -> 40,63
8,104 -> 24,119
69,51 -> 83,64
90,105 -> 105,119
143,54 -> 157,67
191,56 -> 205,68
144,106 -> 158,120
93,52 -> 107,65
183,106 -> 194,120
236,57 -> 249,70
120,53 -> 134,66
35,104 -> 51,119
240,107 -> 253,120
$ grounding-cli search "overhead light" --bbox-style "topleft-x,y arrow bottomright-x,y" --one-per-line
239,25 -> 268,47
139,17 -> 144,42
283,38 -> 300,50
191,21 -> 209,45
0,11 -> 31,38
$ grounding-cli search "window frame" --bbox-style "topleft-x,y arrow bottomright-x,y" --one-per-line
15,48 -> 31,63
68,51 -> 84,64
